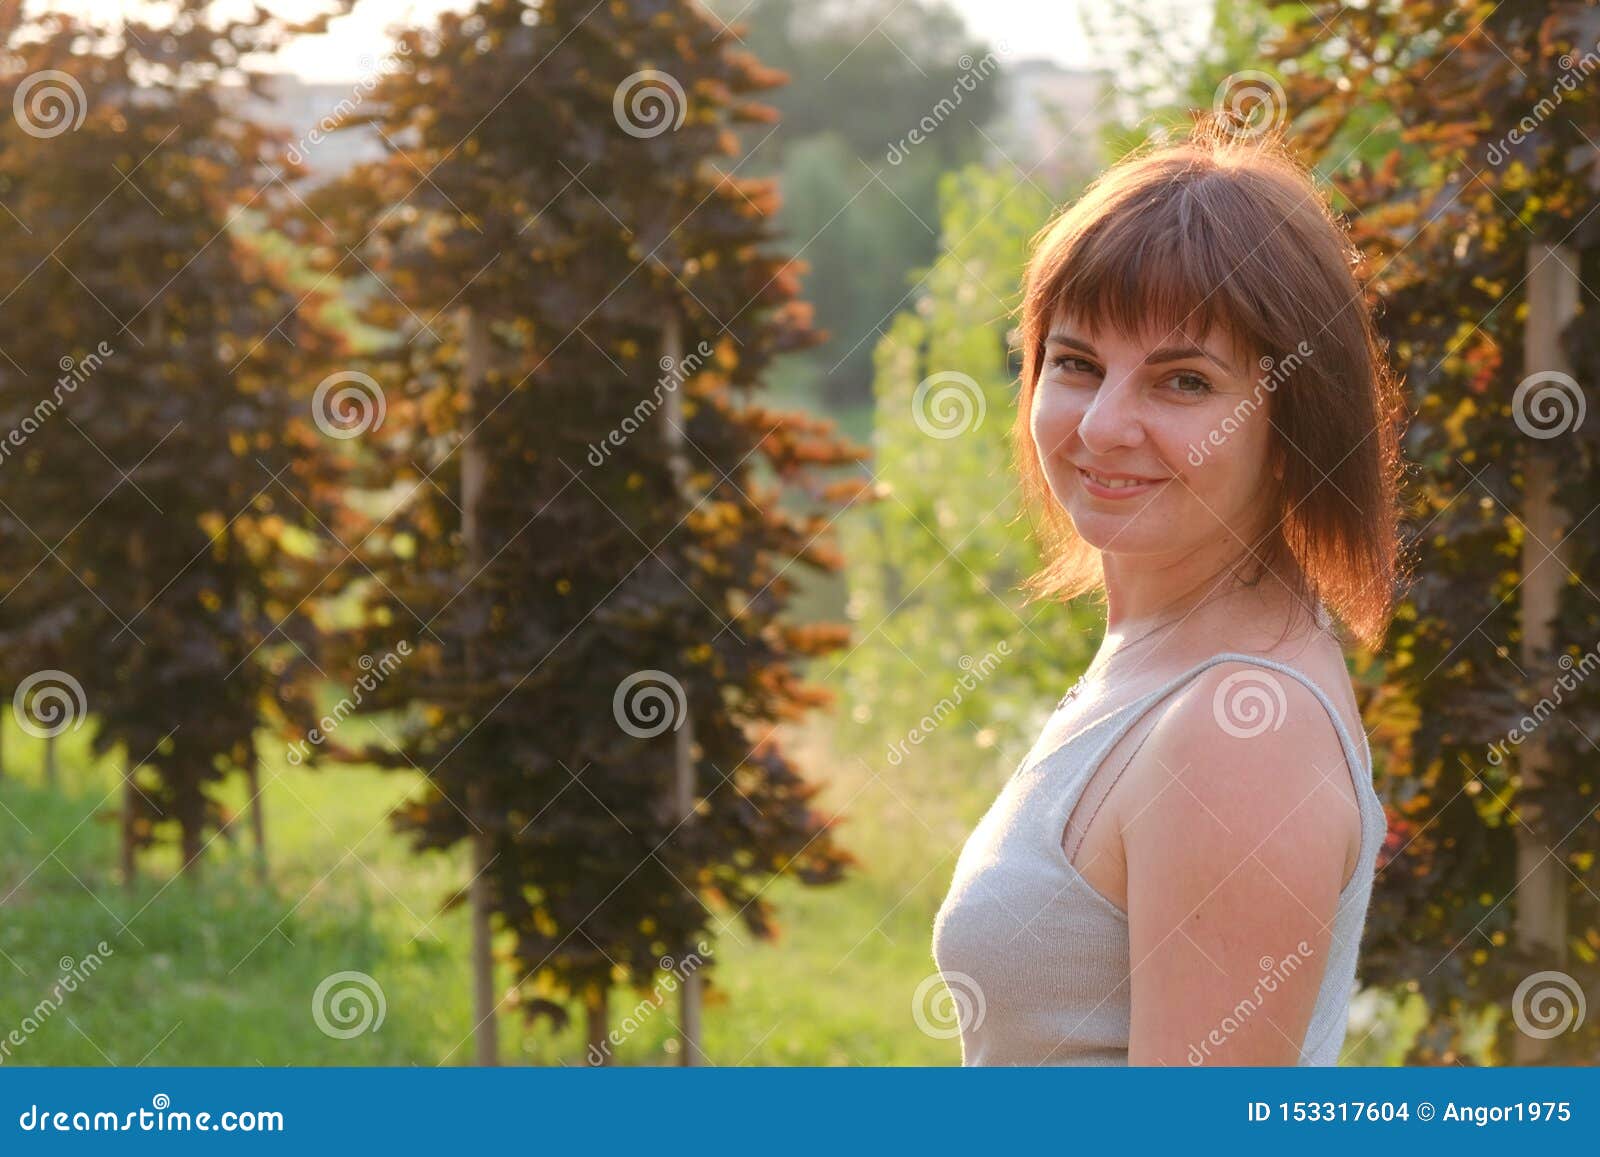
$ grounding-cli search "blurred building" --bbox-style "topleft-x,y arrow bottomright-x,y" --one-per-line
234,73 -> 390,185
988,59 -> 1111,190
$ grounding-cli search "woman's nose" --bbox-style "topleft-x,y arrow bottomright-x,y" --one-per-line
1076,374 -> 1145,454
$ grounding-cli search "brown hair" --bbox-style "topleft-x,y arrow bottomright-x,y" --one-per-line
1012,118 -> 1405,649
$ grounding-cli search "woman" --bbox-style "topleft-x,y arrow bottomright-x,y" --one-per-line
930,118 -> 1405,1066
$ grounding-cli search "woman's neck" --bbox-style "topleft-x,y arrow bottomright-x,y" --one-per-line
1100,539 -> 1268,638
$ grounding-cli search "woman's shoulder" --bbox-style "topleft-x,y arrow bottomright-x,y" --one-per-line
1116,647 -> 1364,889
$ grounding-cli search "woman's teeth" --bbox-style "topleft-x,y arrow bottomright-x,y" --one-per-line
1084,470 -> 1150,488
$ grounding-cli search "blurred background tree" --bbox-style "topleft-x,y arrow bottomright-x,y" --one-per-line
1269,0 -> 1600,1064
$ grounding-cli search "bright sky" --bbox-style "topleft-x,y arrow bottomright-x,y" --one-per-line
36,0 -> 1110,79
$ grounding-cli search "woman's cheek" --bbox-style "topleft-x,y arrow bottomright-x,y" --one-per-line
1031,389 -> 1080,462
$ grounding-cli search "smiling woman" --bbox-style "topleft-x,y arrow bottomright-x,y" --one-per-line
931,116 -> 1407,1067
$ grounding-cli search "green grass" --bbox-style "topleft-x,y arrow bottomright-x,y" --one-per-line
0,715 -> 1425,1066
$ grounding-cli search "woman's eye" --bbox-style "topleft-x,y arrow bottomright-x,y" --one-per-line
1163,371 -> 1213,396
1048,354 -> 1099,375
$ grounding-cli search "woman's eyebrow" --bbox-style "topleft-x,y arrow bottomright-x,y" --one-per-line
1043,332 -> 1097,354
1044,332 -> 1242,377
1144,342 -> 1240,376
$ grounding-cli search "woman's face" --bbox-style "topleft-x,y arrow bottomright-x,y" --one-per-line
1030,309 -> 1278,564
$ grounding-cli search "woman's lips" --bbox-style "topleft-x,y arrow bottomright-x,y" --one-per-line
1075,466 -> 1169,499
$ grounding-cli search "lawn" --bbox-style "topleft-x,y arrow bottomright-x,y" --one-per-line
0,715 -> 1426,1066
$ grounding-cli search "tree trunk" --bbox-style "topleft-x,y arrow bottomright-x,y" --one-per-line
661,312 -> 705,1065
245,742 -> 268,886
179,819 -> 202,881
120,752 -> 138,892
122,528 -> 148,890
585,985 -> 610,1065
1512,243 -> 1578,1064
462,306 -> 499,1067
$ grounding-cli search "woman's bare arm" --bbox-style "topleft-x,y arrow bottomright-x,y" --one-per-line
1120,664 -> 1362,1066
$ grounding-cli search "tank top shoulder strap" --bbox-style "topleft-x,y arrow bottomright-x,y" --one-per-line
1037,651 -> 1372,794
1160,651 -> 1371,775
1056,651 -> 1370,788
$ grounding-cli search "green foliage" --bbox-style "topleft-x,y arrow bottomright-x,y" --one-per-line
1270,0 -> 1600,1063
706,0 -> 1005,409
831,164 -> 1100,771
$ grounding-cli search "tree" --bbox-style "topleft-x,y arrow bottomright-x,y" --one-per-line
0,0 -> 342,879
305,0 -> 867,1063
1270,0 -> 1600,1063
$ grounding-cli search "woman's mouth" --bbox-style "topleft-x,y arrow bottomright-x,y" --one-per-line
1075,466 -> 1169,499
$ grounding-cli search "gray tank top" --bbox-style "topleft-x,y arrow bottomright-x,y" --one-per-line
930,651 -> 1387,1065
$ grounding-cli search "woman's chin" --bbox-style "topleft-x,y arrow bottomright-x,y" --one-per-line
1064,498 -> 1162,547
